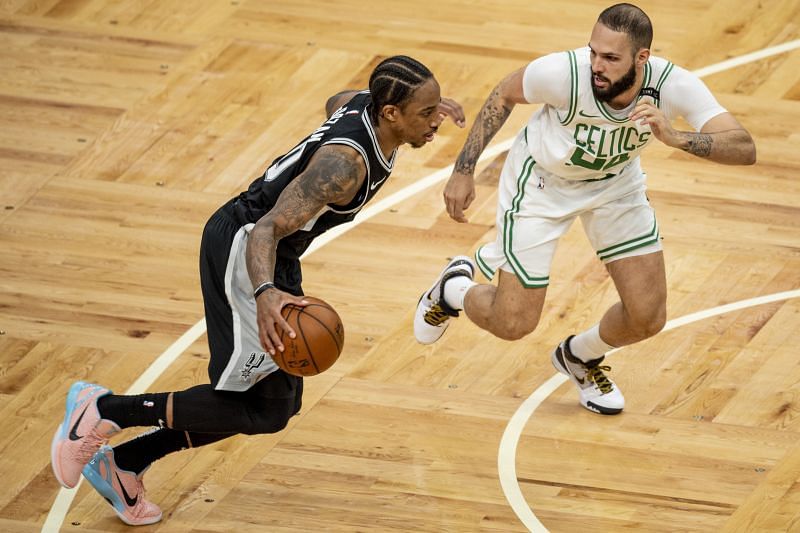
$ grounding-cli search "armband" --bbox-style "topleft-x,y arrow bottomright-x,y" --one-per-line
253,281 -> 277,300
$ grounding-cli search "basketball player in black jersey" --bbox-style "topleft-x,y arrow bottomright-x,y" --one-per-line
50,55 -> 465,525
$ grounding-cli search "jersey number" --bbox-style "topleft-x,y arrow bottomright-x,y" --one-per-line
570,147 -> 630,171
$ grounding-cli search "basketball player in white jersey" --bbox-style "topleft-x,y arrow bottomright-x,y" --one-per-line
414,3 -> 756,415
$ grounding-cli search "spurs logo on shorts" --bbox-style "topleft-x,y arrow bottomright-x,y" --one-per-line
241,352 -> 266,380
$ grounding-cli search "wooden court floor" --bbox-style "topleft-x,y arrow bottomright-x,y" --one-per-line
1,0 -> 799,531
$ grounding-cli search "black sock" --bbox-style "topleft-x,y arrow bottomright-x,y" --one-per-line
97,393 -> 169,429
113,428 -> 234,475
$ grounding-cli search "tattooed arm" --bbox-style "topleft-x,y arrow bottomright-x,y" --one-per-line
247,145 -> 366,354
630,104 -> 756,165
445,67 -> 529,222
680,112 -> 756,164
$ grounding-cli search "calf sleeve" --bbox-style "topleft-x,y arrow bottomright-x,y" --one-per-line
170,383 -> 299,435
113,428 -> 234,475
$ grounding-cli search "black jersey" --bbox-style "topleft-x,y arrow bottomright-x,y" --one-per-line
231,91 -> 396,261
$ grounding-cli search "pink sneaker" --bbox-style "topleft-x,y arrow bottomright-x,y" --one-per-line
50,381 -> 120,488
83,445 -> 162,526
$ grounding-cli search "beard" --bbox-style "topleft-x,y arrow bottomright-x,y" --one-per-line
591,62 -> 637,103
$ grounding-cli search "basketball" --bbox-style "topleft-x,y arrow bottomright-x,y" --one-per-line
275,296 -> 344,377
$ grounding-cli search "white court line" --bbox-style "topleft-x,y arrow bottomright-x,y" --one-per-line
692,40 -> 800,78
42,38 -> 800,532
498,290 -> 800,532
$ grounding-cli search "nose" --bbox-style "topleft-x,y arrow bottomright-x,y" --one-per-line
592,57 -> 605,73
431,112 -> 444,128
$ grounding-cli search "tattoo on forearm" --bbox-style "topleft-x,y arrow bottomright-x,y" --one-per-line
683,133 -> 713,158
246,224 -> 277,290
455,87 -> 513,174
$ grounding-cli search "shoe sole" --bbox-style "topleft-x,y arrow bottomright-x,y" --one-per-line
83,454 -> 163,526
424,255 -> 475,301
552,344 -> 623,416
50,422 -> 70,488
550,345 -> 570,377
584,400 -> 623,415
51,381 -> 89,488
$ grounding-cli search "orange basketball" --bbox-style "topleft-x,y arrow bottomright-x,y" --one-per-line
276,296 -> 344,377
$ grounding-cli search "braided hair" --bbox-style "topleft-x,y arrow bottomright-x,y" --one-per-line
598,3 -> 653,53
368,55 -> 434,124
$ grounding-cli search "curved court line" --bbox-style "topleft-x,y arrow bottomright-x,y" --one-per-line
499,289 -> 800,532
42,320 -> 207,532
43,38 -> 800,532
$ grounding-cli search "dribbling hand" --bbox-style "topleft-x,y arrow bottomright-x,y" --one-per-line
255,288 -> 307,355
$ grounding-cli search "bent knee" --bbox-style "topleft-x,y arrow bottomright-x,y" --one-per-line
491,316 -> 539,341
630,306 -> 666,339
241,402 -> 296,435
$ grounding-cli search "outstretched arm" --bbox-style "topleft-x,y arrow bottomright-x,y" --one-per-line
446,67 -> 529,222
630,105 -> 756,165
246,145 -> 366,354
325,90 -> 361,117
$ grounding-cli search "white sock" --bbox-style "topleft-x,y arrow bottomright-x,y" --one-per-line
569,324 -> 615,362
443,275 -> 476,311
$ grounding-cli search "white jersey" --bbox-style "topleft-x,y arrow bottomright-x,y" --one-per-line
522,47 -> 727,180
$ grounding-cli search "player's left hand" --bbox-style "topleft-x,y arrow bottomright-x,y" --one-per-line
629,101 -> 679,147
439,98 -> 466,128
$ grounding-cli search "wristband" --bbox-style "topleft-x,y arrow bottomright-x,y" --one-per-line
253,281 -> 276,300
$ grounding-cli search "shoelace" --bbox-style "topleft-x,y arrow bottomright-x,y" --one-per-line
423,303 -> 451,326
130,479 -> 149,514
586,365 -> 614,394
77,428 -> 108,459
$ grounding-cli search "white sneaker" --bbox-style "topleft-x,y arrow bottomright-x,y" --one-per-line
552,336 -> 625,415
414,256 -> 475,344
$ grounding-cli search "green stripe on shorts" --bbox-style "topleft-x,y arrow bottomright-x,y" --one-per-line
503,157 -> 550,287
475,245 -> 495,279
596,217 -> 660,260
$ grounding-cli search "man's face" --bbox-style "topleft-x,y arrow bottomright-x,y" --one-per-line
588,22 -> 639,103
395,78 -> 444,148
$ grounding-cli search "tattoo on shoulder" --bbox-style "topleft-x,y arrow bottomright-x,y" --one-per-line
301,148 -> 363,205
269,148 -> 363,239
684,133 -> 713,158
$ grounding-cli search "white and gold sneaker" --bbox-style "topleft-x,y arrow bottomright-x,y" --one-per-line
552,335 -> 625,415
413,256 -> 475,344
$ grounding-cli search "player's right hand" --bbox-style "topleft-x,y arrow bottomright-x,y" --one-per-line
254,288 -> 307,355
444,171 -> 476,223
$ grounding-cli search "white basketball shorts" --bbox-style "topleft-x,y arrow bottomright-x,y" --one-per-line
476,128 -> 662,287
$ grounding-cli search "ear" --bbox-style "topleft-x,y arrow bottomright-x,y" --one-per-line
381,104 -> 400,123
636,48 -> 650,66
